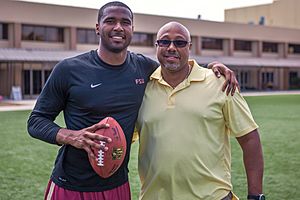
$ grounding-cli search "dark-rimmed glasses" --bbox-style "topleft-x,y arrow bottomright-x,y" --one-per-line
156,40 -> 190,48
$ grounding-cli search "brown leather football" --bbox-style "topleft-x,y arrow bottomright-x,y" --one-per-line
89,117 -> 127,178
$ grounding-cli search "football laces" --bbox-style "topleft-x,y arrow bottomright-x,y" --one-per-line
97,141 -> 106,166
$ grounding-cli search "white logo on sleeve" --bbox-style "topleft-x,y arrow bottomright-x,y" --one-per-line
90,83 -> 102,88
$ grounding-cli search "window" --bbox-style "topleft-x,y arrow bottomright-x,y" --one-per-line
263,42 -> 278,53
77,28 -> 98,44
234,40 -> 252,51
0,23 -> 8,40
288,43 -> 300,54
289,72 -> 298,82
23,69 -> 52,95
33,70 -> 42,94
262,72 -> 274,89
22,25 -> 64,42
202,37 -> 223,50
240,71 -> 249,84
24,70 -> 30,95
259,16 -> 265,25
45,70 -> 52,82
262,72 -> 274,83
131,32 -> 154,46
46,27 -> 64,42
22,25 -> 34,40
238,71 -> 251,90
289,72 -> 300,89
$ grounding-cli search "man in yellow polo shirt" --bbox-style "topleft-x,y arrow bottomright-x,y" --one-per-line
136,22 -> 264,200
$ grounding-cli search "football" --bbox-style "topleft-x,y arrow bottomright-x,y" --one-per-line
89,117 -> 127,178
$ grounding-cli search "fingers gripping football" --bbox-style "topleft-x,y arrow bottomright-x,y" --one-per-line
84,123 -> 112,157
58,123 -> 111,161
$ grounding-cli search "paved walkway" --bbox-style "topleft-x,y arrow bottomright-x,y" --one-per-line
0,100 -> 36,112
242,90 -> 300,96
0,90 -> 300,112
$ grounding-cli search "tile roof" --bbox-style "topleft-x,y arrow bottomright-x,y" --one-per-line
1,48 -> 299,68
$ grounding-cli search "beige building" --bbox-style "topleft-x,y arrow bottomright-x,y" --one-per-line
225,0 -> 300,30
1,1 -> 300,99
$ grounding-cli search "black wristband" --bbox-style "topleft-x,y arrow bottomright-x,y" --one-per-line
247,194 -> 265,200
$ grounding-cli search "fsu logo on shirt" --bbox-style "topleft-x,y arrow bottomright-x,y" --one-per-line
135,79 -> 145,85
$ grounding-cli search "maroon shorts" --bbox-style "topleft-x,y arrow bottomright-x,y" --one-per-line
44,180 -> 131,200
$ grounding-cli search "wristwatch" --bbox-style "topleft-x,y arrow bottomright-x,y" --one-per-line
247,194 -> 265,200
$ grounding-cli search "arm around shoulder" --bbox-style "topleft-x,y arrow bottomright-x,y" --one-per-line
208,61 -> 240,96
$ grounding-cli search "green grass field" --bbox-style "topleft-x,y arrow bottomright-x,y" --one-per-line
0,94 -> 299,199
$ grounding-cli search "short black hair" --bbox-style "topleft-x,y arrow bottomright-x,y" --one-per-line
98,1 -> 133,23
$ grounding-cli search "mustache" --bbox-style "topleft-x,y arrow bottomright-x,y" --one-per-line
164,52 -> 180,57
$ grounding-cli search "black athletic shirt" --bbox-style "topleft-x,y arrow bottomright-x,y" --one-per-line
27,50 -> 158,192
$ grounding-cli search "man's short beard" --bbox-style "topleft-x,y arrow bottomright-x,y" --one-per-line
101,39 -> 130,53
163,63 -> 180,71
109,47 -> 125,53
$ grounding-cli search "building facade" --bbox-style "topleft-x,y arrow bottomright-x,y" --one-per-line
1,1 -> 300,99
225,0 -> 300,30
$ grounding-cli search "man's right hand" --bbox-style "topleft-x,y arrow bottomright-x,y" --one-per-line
56,123 -> 112,159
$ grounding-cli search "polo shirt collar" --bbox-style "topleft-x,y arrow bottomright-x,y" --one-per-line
150,59 -> 206,83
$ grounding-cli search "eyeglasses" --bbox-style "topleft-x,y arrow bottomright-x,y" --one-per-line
156,40 -> 190,48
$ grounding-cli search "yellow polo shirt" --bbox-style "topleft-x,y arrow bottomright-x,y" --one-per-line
136,60 -> 258,200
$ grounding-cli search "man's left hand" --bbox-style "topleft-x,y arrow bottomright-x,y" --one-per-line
208,61 -> 240,96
